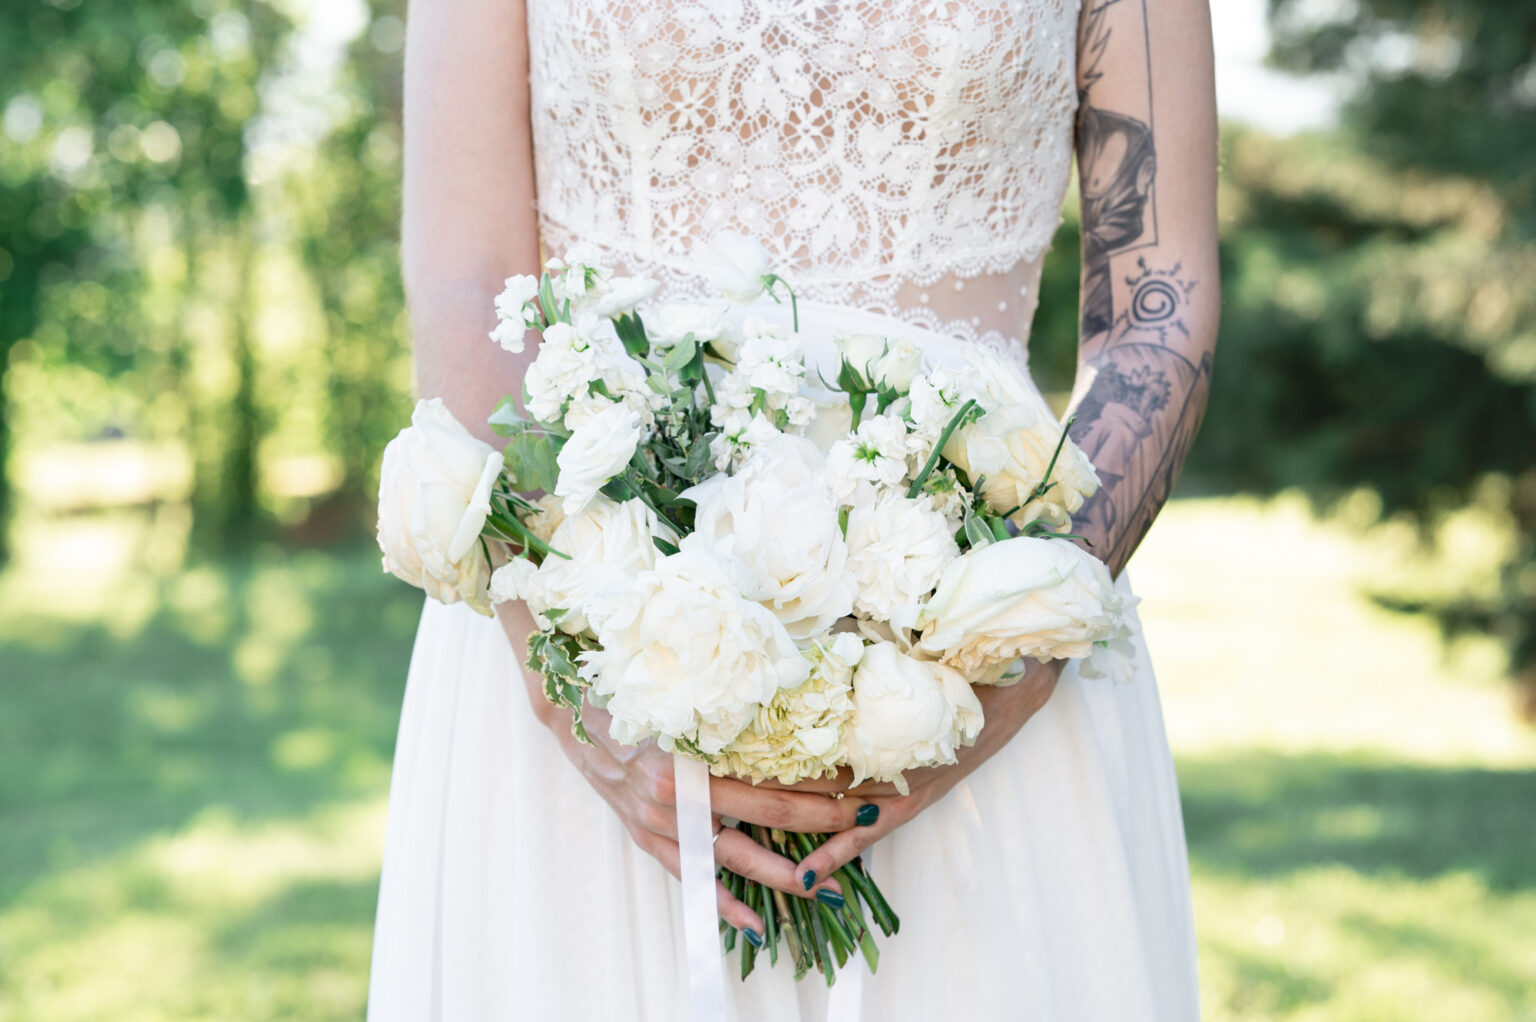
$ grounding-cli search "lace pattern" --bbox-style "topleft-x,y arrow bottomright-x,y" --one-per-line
527,0 -> 1082,366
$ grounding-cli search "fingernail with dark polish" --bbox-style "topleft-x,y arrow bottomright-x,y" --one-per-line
816,888 -> 846,909
801,869 -> 817,891
741,927 -> 763,948
856,804 -> 879,826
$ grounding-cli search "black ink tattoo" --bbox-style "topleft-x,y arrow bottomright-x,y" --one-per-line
1069,0 -> 1215,575
1077,0 -> 1158,343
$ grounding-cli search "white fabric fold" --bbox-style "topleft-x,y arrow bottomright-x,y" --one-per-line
675,753 -> 727,1022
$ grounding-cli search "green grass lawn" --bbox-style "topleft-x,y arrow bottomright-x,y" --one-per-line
1,495 -> 1533,1020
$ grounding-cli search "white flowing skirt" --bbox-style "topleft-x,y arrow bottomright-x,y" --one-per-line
366,302 -> 1201,1021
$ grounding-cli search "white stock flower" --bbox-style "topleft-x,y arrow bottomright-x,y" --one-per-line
712,632 -> 863,785
376,398 -> 503,615
490,274 -> 541,353
553,403 -> 643,514
842,641 -> 983,794
517,496 -> 668,634
645,301 -> 734,352
826,413 -> 912,506
915,536 -> 1134,674
489,555 -> 537,605
943,397 -> 1099,528
695,231 -> 771,303
581,544 -> 809,755
683,434 -> 855,639
525,317 -> 653,428
845,490 -> 960,621
870,337 -> 921,392
907,366 -> 967,438
708,410 -> 781,472
734,316 -> 805,397
547,243 -> 611,306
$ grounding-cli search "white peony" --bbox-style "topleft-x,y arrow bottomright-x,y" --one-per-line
712,632 -> 863,785
845,490 -> 960,621
695,231 -> 772,303
490,274 -> 541,353
915,536 -> 1134,674
943,397 -> 1100,528
842,641 -> 983,795
553,403 -> 643,514
515,496 -> 668,634
376,398 -> 504,615
826,413 -> 913,506
581,544 -> 809,755
683,433 -> 855,639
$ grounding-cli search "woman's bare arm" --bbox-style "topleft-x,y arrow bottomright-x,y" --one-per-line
790,0 -> 1219,884
402,0 -> 538,444
1067,0 -> 1220,575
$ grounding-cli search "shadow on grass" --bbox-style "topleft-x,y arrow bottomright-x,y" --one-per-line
0,542 -> 421,907
1177,752 -> 1536,891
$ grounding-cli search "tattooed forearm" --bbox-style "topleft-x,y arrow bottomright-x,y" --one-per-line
1068,0 -> 1217,576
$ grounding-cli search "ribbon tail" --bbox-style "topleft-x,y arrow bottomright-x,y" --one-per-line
824,844 -> 870,1022
675,753 -> 728,1022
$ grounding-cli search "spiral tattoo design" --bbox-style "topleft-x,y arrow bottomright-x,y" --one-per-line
1130,278 -> 1181,324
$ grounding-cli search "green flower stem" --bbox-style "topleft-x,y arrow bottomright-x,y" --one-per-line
764,274 -> 799,332
907,398 -> 979,498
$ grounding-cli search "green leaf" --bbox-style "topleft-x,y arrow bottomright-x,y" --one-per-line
684,436 -> 716,478
614,311 -> 650,357
487,395 -> 529,437
653,536 -> 680,556
837,506 -> 850,538
662,334 -> 699,375
503,431 -> 562,493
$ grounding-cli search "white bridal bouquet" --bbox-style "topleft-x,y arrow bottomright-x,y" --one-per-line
377,235 -> 1134,984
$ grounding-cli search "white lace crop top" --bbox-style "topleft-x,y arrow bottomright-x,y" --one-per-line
526,1 -> 1082,363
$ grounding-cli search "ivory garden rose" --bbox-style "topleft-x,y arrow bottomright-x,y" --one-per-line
376,398 -> 504,615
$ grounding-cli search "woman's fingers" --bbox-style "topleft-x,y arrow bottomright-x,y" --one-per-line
792,797 -> 906,884
713,828 -> 842,902
709,775 -> 875,833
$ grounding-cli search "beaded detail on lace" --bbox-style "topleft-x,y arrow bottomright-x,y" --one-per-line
526,0 -> 1082,366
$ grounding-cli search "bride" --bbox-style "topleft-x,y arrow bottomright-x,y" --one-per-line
368,1 -> 1217,1019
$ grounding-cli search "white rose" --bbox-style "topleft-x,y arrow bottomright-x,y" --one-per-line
835,332 -> 887,382
915,536 -> 1134,673
554,403 -> 643,514
581,544 -> 809,755
645,301 -> 734,353
712,631 -> 864,785
683,434 -> 855,639
870,337 -> 921,392
376,398 -> 503,615
520,496 -> 668,634
943,399 -> 1100,528
695,231 -> 772,303
845,490 -> 960,621
842,641 -> 983,794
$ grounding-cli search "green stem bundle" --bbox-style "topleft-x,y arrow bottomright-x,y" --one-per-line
718,824 -> 899,984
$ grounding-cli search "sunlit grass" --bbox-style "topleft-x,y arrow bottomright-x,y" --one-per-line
0,494 -> 1532,1020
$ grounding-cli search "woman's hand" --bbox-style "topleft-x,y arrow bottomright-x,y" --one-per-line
498,603 -> 874,938
782,658 -> 1065,888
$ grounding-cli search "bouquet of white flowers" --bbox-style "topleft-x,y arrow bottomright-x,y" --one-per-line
377,235 -> 1134,985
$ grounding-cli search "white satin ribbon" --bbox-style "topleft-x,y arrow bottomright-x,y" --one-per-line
675,754 -> 727,1022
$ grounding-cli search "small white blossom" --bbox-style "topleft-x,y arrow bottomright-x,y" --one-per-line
645,301 -> 735,352
586,275 -> 657,318
826,413 -> 912,506
547,243 -> 612,306
490,274 -> 541,353
708,410 -> 781,471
